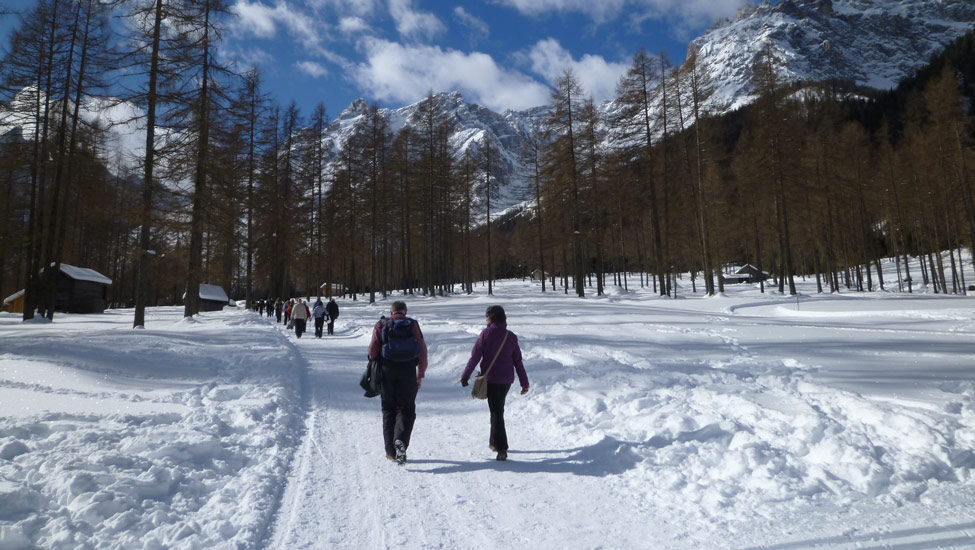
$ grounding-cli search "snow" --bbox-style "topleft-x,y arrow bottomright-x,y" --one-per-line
53,263 -> 112,286
199,284 -> 230,304
2,290 -> 23,306
1,255 -> 975,549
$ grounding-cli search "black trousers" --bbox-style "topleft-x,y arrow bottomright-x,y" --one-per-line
380,363 -> 418,456
314,317 -> 325,337
327,319 -> 335,335
487,383 -> 511,452
294,318 -> 306,338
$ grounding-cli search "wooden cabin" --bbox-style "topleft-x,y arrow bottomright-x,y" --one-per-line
724,264 -> 769,284
3,290 -> 25,313
319,282 -> 346,297
48,263 -> 112,313
198,284 -> 230,312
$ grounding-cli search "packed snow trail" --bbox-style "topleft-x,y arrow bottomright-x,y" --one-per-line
266,296 -> 672,549
264,279 -> 975,550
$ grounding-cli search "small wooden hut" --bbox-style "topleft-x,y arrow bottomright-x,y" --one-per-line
724,264 -> 769,285
45,263 -> 112,313
198,284 -> 230,312
319,282 -> 346,297
3,290 -> 25,313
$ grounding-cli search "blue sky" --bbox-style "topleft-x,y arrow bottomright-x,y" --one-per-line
2,0 -> 751,117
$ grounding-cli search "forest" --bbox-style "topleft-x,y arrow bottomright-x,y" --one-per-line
1,0 -> 973,327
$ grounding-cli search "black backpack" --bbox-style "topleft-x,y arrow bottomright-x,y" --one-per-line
381,317 -> 422,364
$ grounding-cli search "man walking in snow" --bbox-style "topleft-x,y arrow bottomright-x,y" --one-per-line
325,297 -> 339,335
367,301 -> 428,464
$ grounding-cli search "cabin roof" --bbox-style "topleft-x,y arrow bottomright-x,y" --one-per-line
3,289 -> 25,304
199,284 -> 229,303
55,263 -> 112,285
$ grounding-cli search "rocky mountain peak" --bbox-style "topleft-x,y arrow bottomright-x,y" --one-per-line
686,0 -> 975,111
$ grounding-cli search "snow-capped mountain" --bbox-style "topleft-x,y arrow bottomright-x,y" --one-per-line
689,0 -> 975,111
320,91 -> 550,214
5,0 -> 972,212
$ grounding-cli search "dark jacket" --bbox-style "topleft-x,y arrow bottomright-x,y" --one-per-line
326,300 -> 339,319
462,322 -> 528,388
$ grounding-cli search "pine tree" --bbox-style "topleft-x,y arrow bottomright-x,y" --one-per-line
547,69 -> 586,297
615,50 -> 667,295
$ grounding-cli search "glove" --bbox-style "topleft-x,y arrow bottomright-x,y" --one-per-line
460,379 -> 469,387
521,386 -> 529,395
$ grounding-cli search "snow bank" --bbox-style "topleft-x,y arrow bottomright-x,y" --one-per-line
0,308 -> 303,550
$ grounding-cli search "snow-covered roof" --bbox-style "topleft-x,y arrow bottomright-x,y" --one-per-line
56,263 -> 112,285
199,284 -> 230,303
3,289 -> 24,304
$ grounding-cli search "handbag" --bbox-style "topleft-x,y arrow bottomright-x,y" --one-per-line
472,331 -> 509,400
360,358 -> 382,398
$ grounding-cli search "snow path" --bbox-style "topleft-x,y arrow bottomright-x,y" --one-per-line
267,300 -> 671,549
264,279 -> 975,550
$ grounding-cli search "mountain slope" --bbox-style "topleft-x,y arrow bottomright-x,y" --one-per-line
689,0 -> 975,111
320,92 -> 546,214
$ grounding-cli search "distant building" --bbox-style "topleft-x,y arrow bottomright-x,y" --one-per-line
198,284 -> 231,312
723,264 -> 769,284
43,263 -> 112,313
3,290 -> 25,313
320,282 -> 346,296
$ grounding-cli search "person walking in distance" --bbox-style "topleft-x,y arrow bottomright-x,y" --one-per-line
291,298 -> 310,338
312,298 -> 328,338
368,301 -> 428,464
325,297 -> 339,335
274,298 -> 283,323
460,305 -> 529,461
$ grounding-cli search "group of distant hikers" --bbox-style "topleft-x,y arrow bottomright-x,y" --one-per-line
254,297 -> 339,339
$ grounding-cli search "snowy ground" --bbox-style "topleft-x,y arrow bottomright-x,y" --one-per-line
2,256 -> 975,549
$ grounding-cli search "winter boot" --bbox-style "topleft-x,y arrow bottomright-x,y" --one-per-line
394,439 -> 407,465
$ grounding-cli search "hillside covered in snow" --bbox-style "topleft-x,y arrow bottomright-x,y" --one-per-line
689,0 -> 975,110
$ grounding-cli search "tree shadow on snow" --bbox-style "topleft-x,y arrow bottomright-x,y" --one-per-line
407,435 -> 643,477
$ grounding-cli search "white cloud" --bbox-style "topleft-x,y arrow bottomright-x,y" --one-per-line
354,38 -> 551,111
498,0 -> 626,23
389,0 -> 446,42
296,60 -> 329,78
338,16 -> 370,34
525,38 -> 628,103
307,0 -> 378,16
218,46 -> 276,71
231,0 -> 280,37
230,1 -> 328,56
453,7 -> 489,39
497,0 -> 746,27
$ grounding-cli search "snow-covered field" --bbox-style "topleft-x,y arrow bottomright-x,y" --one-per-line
2,258 -> 975,550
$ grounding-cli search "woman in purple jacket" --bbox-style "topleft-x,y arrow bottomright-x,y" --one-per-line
460,305 -> 530,461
